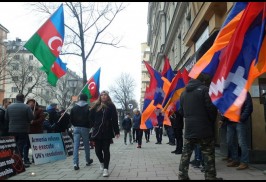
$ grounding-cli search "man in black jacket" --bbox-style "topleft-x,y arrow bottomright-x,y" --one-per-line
70,93 -> 93,170
122,113 -> 133,145
178,73 -> 222,180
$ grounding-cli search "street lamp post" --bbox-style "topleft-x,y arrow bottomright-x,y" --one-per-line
68,79 -> 78,101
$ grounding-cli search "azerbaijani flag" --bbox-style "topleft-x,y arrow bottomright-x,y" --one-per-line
24,4 -> 65,86
82,68 -> 101,103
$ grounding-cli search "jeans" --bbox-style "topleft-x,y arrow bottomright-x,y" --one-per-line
124,129 -> 132,143
73,127 -> 91,166
155,127 -> 163,142
227,122 -> 249,164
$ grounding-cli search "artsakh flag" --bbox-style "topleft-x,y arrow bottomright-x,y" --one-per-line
24,4 -> 65,86
82,68 -> 101,103
189,2 -> 266,122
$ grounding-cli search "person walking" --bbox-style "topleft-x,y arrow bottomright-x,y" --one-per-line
226,91 -> 253,170
70,93 -> 93,170
178,73 -> 222,180
5,93 -> 34,168
132,108 -> 143,148
0,98 -> 11,136
122,113 -> 133,145
90,90 -> 120,177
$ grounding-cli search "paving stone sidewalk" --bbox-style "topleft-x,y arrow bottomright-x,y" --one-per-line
8,132 -> 266,180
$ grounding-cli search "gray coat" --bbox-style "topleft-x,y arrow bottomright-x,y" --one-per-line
5,101 -> 34,133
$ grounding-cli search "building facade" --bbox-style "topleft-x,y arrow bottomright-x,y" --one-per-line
146,2 -> 266,163
140,42 -> 150,110
2,37 -> 82,110
0,24 -> 9,103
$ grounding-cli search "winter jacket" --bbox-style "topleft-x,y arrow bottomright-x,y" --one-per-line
0,106 -> 8,135
179,79 -> 217,139
5,101 -> 34,133
70,101 -> 91,128
122,116 -> 132,131
132,113 -> 141,129
90,103 -> 119,140
170,111 -> 184,130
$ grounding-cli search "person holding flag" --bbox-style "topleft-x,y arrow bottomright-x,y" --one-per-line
178,73 -> 222,180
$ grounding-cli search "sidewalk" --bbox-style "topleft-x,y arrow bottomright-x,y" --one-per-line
8,132 -> 266,180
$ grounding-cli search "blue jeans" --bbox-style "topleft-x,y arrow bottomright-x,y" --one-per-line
227,122 -> 249,164
73,127 -> 91,166
194,144 -> 202,161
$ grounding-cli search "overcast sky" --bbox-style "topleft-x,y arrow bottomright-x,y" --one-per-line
0,2 -> 148,104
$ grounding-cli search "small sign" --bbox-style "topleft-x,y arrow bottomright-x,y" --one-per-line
128,104 -> 133,109
61,132 -> 73,156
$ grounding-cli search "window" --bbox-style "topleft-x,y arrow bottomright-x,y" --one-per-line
29,55 -> 33,60
28,77 -> 33,82
14,55 -> 20,60
11,87 -> 18,92
12,64 -> 19,70
12,76 -> 18,81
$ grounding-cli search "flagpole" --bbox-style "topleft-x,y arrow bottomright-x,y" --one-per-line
56,82 -> 89,123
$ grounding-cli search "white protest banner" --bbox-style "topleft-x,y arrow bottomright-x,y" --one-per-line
29,133 -> 66,165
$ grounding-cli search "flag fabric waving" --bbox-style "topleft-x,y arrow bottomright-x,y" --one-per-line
24,4 -> 65,86
41,57 -> 67,86
82,68 -> 101,103
189,2 -> 266,122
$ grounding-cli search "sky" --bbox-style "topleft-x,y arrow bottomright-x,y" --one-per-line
0,2 -> 148,105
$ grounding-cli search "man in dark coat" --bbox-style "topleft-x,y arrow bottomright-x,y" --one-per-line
178,73 -> 222,180
5,93 -> 34,168
170,111 -> 184,154
122,113 -> 133,145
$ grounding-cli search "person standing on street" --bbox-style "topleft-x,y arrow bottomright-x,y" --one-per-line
226,91 -> 253,170
5,93 -> 34,168
90,90 -> 120,177
70,93 -> 93,170
132,108 -> 143,148
122,113 -> 133,145
0,98 -> 11,136
169,110 -> 184,154
178,73 -> 222,180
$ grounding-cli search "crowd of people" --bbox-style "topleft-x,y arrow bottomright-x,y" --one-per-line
0,73 -> 254,179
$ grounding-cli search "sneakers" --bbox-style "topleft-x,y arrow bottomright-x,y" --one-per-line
137,145 -> 141,148
100,163 -> 104,171
74,165 -> 80,170
103,169 -> 109,177
86,159 -> 93,166
227,161 -> 240,167
236,163 -> 249,170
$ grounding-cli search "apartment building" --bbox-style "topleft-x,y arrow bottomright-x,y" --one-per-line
146,2 -> 266,163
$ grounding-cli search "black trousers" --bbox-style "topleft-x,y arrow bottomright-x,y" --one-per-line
94,139 -> 111,169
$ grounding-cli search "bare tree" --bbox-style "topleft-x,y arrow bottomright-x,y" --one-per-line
28,2 -> 126,85
36,69 -> 83,109
109,72 -> 137,112
5,54 -> 46,98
